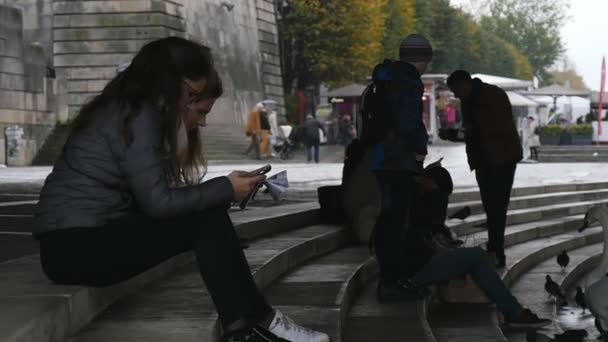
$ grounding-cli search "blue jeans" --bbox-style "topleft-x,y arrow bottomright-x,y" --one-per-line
307,144 -> 319,163
411,247 -> 523,320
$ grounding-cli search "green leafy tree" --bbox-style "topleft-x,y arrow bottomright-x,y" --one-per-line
381,0 -> 417,60
480,0 -> 570,81
278,0 -> 387,92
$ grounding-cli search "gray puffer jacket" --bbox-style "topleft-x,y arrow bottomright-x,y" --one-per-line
33,103 -> 233,236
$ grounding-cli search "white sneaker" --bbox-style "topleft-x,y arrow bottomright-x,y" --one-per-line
268,310 -> 330,342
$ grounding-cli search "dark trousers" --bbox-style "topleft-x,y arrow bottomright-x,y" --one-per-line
475,162 -> 517,260
374,171 -> 415,281
39,209 -> 272,329
306,143 -> 320,163
245,134 -> 261,160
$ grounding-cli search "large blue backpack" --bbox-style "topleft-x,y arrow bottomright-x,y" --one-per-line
357,59 -> 395,146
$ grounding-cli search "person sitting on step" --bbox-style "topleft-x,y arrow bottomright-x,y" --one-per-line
33,37 -> 328,342
342,147 -> 551,328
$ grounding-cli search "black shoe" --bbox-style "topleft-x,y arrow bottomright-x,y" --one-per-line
506,308 -> 552,329
496,255 -> 506,269
222,326 -> 292,342
377,278 -> 429,303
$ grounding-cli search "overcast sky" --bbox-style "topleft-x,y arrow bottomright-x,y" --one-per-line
450,0 -> 607,90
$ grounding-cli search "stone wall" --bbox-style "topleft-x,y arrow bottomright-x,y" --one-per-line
0,0 -> 286,165
0,5 -> 58,166
53,0 -> 285,126
255,0 -> 285,118
52,0 -> 188,118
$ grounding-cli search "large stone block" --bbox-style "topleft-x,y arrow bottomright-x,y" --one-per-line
53,0 -> 184,18
53,26 -> 177,42
54,53 -> 135,67
68,92 -> 97,106
0,56 -> 24,74
53,13 -> 186,32
263,74 -> 283,86
261,52 -> 280,65
258,30 -> 278,44
262,64 -> 281,76
56,66 -> 119,80
0,108 -> 56,125
256,9 -> 275,24
264,84 -> 284,97
54,39 -> 151,54
259,40 -> 279,54
257,20 -> 277,34
0,89 -> 25,109
0,72 -> 25,91
67,79 -> 111,93
256,0 -> 275,13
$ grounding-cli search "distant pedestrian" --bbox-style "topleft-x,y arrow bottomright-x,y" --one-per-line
443,103 -> 457,128
244,103 -> 263,159
526,116 -> 540,160
441,70 -> 523,268
339,115 -> 356,150
258,107 -> 271,158
303,114 -> 326,163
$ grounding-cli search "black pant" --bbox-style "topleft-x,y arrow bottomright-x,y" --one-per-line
475,162 -> 517,260
39,209 -> 272,329
374,171 -> 415,281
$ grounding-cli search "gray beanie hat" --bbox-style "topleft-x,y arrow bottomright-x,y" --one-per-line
399,34 -> 433,62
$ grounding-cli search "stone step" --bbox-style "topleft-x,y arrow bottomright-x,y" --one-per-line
448,189 -> 608,217
264,246 -> 376,341
537,146 -> 608,151
0,203 -> 321,342
447,198 -> 608,236
71,224 -> 353,341
344,278 -> 436,342
560,250 -> 603,338
536,155 -> 608,163
448,182 -> 608,203
429,217 -> 602,342
0,201 -> 37,215
505,243 -> 604,341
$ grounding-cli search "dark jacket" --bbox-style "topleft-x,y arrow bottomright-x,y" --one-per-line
370,61 -> 428,171
460,78 -> 523,170
302,118 -> 326,146
34,103 -> 234,236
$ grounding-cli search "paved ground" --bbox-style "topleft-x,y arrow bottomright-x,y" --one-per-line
2,142 -> 608,191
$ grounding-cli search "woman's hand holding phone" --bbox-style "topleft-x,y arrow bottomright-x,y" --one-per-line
227,165 -> 271,202
227,171 -> 266,202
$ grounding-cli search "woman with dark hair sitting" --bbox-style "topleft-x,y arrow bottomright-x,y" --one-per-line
34,37 -> 328,342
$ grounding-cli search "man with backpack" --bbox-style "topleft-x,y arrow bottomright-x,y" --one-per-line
359,34 -> 432,302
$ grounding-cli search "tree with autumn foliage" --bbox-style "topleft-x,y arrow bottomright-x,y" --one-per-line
381,0 -> 417,60
278,0 -> 387,93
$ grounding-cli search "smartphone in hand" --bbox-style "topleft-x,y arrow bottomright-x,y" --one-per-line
247,164 -> 272,176
239,165 -> 272,210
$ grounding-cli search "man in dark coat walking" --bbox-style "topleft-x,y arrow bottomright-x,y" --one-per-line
441,70 -> 523,268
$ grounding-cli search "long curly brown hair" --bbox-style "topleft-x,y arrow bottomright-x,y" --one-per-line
70,37 -> 222,185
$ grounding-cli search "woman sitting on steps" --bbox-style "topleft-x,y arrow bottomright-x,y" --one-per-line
33,37 -> 328,342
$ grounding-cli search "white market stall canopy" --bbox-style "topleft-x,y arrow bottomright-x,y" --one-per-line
507,91 -> 539,107
522,84 -> 590,97
471,74 -> 533,91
